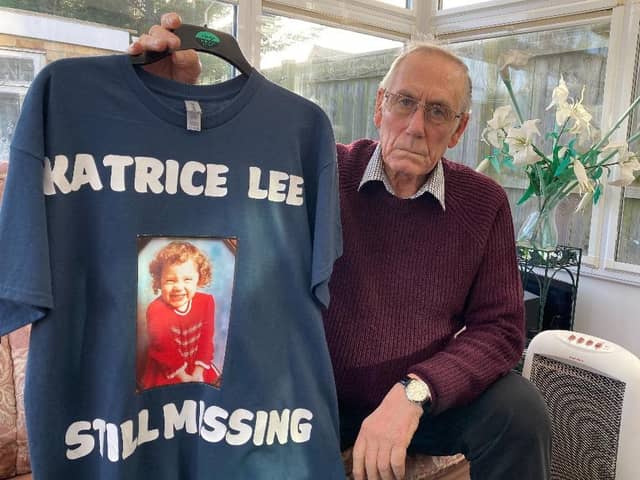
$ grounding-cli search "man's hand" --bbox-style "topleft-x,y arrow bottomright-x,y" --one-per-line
352,383 -> 423,480
127,12 -> 202,84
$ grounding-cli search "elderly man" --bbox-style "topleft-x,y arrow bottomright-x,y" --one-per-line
130,14 -> 551,480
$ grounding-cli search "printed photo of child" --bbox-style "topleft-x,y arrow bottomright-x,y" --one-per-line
139,240 -> 221,389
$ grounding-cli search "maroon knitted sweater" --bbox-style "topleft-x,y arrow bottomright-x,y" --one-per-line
324,139 -> 525,415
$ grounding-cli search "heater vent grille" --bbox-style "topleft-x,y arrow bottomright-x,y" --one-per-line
530,354 -> 625,480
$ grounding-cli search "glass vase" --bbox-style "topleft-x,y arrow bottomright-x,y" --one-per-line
516,201 -> 560,251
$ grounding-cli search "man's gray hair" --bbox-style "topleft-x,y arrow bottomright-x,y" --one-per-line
380,42 -> 472,113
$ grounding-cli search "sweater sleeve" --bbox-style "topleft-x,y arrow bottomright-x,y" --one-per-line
410,196 -> 525,414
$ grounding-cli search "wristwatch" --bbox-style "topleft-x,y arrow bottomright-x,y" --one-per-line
399,376 -> 432,411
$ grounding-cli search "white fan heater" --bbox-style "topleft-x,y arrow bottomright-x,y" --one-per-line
522,330 -> 640,480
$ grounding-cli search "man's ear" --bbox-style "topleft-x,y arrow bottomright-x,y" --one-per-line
373,88 -> 385,129
448,113 -> 470,148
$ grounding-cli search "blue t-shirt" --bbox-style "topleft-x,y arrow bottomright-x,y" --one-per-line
0,55 -> 343,479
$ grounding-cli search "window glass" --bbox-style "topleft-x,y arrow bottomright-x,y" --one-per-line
615,59 -> 640,265
447,23 -> 610,252
260,14 -> 403,144
0,92 -> 20,163
193,2 -> 236,85
440,0 -> 494,9
0,51 -> 41,163
377,0 -> 410,7
0,56 -> 34,84
2,0 -> 234,38
616,193 -> 640,264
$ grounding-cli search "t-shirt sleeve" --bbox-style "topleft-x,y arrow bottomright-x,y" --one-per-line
0,69 -> 53,336
310,117 -> 343,308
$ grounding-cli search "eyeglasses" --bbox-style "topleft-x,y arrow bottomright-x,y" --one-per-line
383,90 -> 463,125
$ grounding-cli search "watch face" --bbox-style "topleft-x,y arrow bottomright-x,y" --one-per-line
406,379 -> 430,403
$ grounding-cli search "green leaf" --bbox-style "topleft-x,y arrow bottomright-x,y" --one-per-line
517,183 -> 536,205
593,166 -> 603,180
551,145 -> 560,168
503,156 -> 515,169
554,155 -> 572,177
525,166 -> 542,197
581,148 -> 598,166
489,155 -> 501,173
593,184 -> 602,204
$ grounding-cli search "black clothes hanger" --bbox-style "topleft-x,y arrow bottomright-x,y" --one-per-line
130,23 -> 253,76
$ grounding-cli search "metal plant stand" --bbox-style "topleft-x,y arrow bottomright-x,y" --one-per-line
517,245 -> 582,335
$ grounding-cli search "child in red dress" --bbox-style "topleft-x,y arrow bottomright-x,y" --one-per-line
141,241 -> 220,389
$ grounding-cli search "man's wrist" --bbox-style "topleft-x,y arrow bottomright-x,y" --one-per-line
399,375 -> 432,412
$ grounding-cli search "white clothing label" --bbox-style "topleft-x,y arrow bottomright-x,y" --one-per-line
185,100 -> 202,132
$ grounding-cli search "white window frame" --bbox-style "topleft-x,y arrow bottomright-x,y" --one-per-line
0,48 -> 45,119
0,48 -> 45,164
0,48 -> 45,89
594,2 -> 640,282
430,0 -> 618,35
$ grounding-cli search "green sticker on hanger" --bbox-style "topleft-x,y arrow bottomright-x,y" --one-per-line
195,31 -> 220,48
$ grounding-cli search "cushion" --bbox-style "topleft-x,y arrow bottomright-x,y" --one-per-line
9,327 -> 31,475
0,335 -> 18,479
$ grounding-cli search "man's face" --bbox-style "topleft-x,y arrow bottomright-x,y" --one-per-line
160,259 -> 199,310
374,51 -> 470,179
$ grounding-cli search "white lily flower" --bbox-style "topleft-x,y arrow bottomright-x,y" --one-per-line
551,84 -> 594,141
482,128 -> 505,149
485,59 -> 640,218
498,49 -> 531,82
568,93 -> 593,139
608,164 -> 637,187
546,75 -> 570,111
623,152 -> 640,171
603,142 -> 640,167
606,145 -> 640,186
487,105 -> 516,130
603,141 -> 629,158
505,119 -> 541,165
555,103 -> 572,127
572,159 -> 593,192
482,105 -> 516,148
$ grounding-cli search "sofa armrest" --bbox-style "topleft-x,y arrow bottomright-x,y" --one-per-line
0,335 -> 18,479
0,327 -> 32,480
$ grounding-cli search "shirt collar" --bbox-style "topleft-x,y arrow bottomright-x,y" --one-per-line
358,143 -> 446,210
